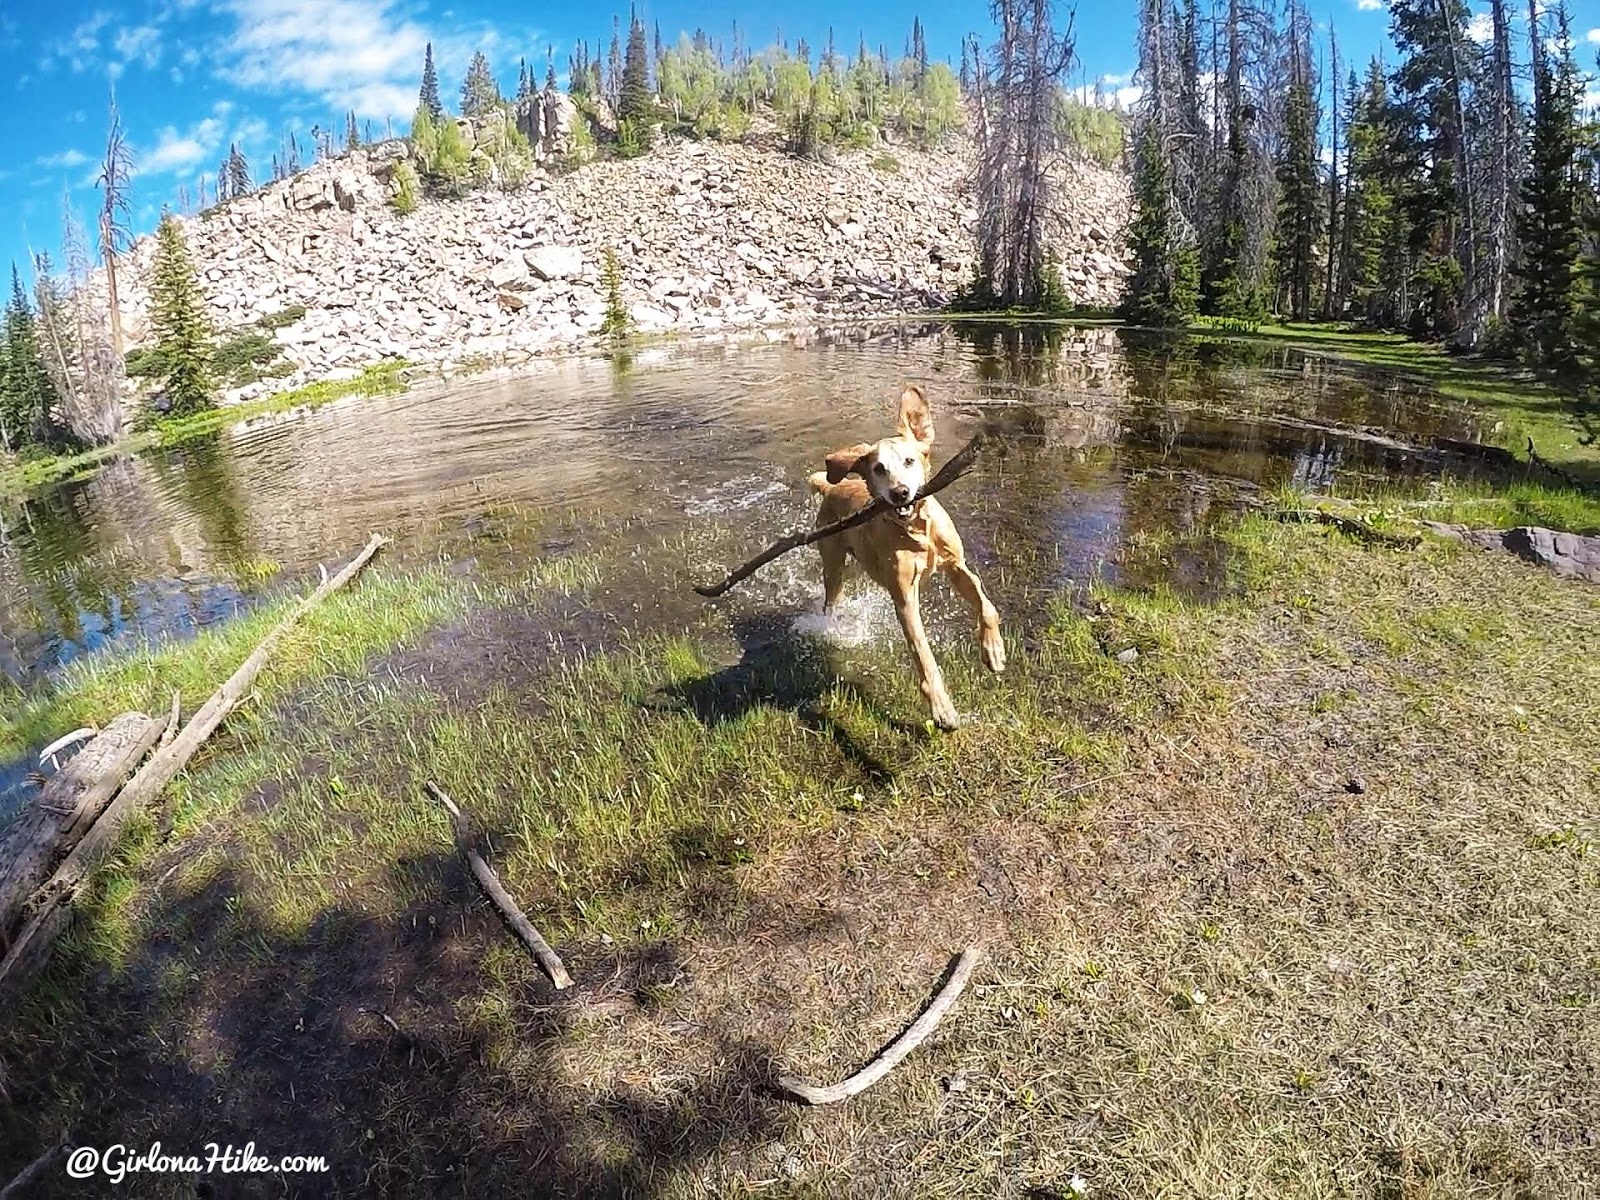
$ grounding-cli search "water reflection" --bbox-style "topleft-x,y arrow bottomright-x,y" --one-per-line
0,321 -> 1506,690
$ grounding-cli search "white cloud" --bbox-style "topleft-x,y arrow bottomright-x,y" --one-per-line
136,116 -> 225,176
114,24 -> 163,69
216,0 -> 430,118
38,149 -> 91,169
1357,0 -> 1383,10
1586,28 -> 1600,44
1466,12 -> 1494,43
214,0 -> 532,119
1114,85 -> 1144,110
44,9 -> 114,72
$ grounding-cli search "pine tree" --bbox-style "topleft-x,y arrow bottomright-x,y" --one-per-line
620,12 -> 653,125
461,51 -> 501,116
1123,0 -> 1200,325
345,110 -> 360,150
1274,6 -> 1321,320
545,46 -> 557,92
225,143 -> 250,197
0,264 -> 65,450
1342,60 -> 1399,325
517,57 -> 531,102
148,214 -> 214,419
1509,0 -> 1583,372
1387,0 -> 1477,336
419,42 -> 443,120
31,252 -> 83,443
570,42 -> 590,98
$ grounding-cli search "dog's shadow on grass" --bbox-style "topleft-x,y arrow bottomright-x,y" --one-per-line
648,612 -> 905,787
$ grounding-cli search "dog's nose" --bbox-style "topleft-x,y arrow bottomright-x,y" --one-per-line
889,486 -> 912,505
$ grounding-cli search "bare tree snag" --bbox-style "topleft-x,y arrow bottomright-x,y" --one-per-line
0,535 -> 388,998
777,944 -> 984,1105
0,712 -> 165,932
694,431 -> 990,598
424,781 -> 574,989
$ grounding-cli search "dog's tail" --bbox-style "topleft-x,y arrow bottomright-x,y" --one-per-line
807,471 -> 831,495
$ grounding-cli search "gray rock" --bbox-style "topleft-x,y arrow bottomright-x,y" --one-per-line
523,245 -> 585,280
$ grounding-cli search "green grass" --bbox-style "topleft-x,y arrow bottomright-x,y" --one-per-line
0,362 -> 412,499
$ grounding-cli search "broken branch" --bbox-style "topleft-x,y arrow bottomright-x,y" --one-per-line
425,781 -> 574,990
777,943 -> 983,1105
694,430 -> 990,598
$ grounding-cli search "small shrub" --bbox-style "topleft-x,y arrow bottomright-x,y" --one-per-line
870,154 -> 901,174
256,304 -> 307,331
1480,316 -> 1519,362
390,160 -> 420,214
600,248 -> 629,339
614,119 -> 646,160
211,330 -> 286,388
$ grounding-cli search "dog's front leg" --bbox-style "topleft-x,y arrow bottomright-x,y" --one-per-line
892,576 -> 961,731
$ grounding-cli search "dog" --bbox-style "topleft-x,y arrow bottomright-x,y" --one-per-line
807,383 -> 1005,730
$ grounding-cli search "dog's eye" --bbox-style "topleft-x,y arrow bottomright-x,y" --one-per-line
904,457 -> 914,467
872,462 -> 887,474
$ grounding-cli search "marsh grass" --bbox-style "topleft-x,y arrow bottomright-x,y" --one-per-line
1,508 -> 1597,1196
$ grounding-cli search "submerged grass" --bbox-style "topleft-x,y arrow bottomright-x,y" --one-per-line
1234,321 -> 1600,484
0,557 -> 471,761
2,501 -> 1596,1195
0,361 -> 411,499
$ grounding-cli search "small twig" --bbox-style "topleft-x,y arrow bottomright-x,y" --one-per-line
425,781 -> 574,990
694,431 -> 990,598
777,943 -> 983,1105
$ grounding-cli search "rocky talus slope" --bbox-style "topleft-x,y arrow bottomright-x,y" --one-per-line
107,136 -> 1133,398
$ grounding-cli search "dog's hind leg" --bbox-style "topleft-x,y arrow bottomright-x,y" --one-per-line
947,561 -> 1006,674
818,535 -> 848,612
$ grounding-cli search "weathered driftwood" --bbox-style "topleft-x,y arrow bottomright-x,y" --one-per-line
0,535 -> 389,998
777,944 -> 983,1105
0,712 -> 166,940
425,780 -> 574,990
1265,508 -> 1421,549
694,431 -> 990,599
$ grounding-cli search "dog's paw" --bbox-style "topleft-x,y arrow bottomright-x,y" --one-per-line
929,700 -> 963,732
982,634 -> 1007,674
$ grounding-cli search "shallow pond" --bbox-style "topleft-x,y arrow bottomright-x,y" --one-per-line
0,321 -> 1503,815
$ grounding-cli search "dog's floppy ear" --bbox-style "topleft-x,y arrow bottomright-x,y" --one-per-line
896,383 -> 934,446
825,442 -> 876,484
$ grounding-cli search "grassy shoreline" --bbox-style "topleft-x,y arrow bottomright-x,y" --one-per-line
0,500 -> 1596,1195
0,361 -> 412,500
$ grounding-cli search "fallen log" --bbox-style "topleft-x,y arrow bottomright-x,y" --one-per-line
0,712 -> 167,941
425,780 -> 574,990
0,534 -> 389,998
777,943 -> 983,1105
694,430 -> 990,599
1264,508 -> 1421,549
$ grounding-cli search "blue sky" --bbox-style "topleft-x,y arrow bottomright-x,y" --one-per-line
0,0 -> 1595,287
